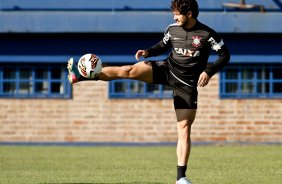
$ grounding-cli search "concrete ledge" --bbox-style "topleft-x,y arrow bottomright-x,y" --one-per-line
0,11 -> 281,33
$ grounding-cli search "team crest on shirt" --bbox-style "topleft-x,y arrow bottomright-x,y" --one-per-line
192,36 -> 202,47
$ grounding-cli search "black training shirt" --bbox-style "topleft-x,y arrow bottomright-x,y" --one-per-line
146,21 -> 230,86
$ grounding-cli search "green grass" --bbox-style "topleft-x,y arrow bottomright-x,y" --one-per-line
0,145 -> 282,184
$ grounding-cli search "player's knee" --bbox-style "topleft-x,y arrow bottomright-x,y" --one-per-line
178,121 -> 191,129
120,65 -> 138,79
178,128 -> 190,141
177,122 -> 192,138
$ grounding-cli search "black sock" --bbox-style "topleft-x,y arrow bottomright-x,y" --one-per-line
177,165 -> 187,180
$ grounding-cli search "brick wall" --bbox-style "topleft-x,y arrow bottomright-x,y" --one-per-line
0,74 -> 282,143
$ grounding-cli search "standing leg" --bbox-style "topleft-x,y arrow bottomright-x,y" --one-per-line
175,109 -> 196,184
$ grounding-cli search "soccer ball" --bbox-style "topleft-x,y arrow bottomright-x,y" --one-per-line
77,53 -> 102,78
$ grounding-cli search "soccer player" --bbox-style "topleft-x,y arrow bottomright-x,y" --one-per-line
67,0 -> 230,183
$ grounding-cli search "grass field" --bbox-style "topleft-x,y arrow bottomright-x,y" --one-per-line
0,145 -> 282,184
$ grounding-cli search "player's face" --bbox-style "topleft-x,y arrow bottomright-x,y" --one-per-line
173,11 -> 191,27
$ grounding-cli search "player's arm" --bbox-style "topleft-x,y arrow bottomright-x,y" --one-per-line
204,32 -> 230,78
198,31 -> 230,87
145,39 -> 171,57
135,30 -> 172,60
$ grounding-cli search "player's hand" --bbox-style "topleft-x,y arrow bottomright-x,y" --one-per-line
135,50 -> 148,61
197,72 -> 210,87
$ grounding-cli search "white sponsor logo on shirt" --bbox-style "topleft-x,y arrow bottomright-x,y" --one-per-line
208,37 -> 224,51
174,48 -> 200,57
163,32 -> 171,44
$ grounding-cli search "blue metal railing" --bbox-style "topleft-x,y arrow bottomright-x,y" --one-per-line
220,64 -> 282,99
109,79 -> 172,99
0,64 -> 71,99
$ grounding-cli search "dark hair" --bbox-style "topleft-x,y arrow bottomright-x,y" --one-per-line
171,0 -> 199,18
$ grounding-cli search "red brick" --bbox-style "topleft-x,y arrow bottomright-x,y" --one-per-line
0,74 -> 281,142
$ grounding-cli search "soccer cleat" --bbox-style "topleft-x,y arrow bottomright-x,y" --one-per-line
67,58 -> 81,84
176,177 -> 192,184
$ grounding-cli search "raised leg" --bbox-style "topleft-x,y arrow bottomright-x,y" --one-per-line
98,61 -> 153,83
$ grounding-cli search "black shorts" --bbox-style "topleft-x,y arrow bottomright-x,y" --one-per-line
151,61 -> 198,109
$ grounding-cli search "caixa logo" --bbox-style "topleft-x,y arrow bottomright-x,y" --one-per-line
163,32 -> 171,44
174,48 -> 200,57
